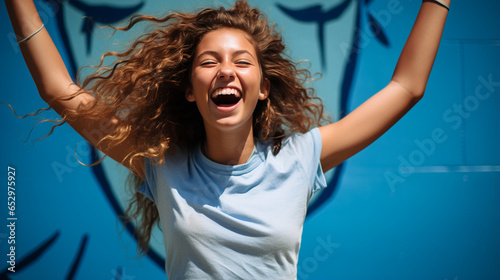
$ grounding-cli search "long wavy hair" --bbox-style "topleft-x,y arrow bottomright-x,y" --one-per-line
63,0 -> 328,256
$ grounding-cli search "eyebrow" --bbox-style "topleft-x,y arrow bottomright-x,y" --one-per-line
196,50 -> 256,60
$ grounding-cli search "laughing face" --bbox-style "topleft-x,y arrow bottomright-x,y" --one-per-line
187,28 -> 270,136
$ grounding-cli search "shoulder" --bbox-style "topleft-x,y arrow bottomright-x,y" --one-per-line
262,128 -> 322,167
282,127 -> 322,150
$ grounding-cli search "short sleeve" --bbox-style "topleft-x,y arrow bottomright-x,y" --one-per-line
137,158 -> 156,203
288,127 -> 327,194
308,128 -> 327,193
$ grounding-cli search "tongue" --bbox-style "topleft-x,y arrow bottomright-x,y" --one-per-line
212,94 -> 241,107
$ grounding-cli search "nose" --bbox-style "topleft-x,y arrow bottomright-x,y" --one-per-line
217,63 -> 235,80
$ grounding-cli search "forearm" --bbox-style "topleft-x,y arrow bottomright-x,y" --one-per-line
391,0 -> 450,98
5,0 -> 75,104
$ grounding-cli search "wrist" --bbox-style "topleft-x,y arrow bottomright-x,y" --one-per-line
423,0 -> 450,10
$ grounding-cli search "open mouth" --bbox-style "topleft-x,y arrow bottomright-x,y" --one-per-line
211,88 -> 242,107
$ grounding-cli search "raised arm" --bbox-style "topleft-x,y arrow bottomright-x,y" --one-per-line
5,0 -> 144,178
319,0 -> 450,172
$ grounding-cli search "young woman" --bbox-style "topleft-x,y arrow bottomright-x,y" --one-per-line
5,0 -> 450,278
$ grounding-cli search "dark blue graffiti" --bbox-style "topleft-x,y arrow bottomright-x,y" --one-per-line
0,231 -> 59,278
0,231 -> 91,279
364,0 -> 396,46
65,235 -> 89,280
277,0 -> 351,71
67,0 -> 144,54
367,13 -> 389,46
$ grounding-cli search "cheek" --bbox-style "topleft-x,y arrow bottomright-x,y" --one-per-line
189,76 -> 206,99
241,72 -> 264,95
191,70 -> 215,89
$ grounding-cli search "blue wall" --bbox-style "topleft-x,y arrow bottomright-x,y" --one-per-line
1,0 -> 498,279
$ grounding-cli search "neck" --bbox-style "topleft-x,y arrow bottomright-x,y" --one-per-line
203,124 -> 256,165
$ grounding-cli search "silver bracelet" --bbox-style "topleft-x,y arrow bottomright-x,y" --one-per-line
17,23 -> 45,44
425,0 -> 450,10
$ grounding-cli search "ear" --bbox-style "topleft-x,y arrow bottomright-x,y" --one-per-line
185,88 -> 195,102
258,78 -> 270,100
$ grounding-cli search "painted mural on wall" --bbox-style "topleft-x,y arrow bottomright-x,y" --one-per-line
1,0 -> 498,279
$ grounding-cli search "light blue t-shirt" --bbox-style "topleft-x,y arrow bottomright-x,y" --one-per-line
139,128 -> 327,279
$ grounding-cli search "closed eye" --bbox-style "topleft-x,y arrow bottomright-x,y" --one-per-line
236,61 -> 252,65
200,61 -> 217,66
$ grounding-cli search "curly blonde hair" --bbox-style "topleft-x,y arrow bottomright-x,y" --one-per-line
65,0 -> 328,256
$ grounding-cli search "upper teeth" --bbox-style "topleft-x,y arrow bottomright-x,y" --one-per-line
212,88 -> 240,98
